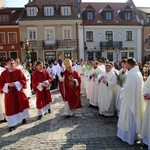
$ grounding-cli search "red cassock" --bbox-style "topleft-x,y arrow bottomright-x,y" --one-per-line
0,68 -> 29,116
32,69 -> 52,110
59,70 -> 82,110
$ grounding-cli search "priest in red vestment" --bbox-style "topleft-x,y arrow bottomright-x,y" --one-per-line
0,58 -> 30,132
59,58 -> 82,117
32,61 -> 52,120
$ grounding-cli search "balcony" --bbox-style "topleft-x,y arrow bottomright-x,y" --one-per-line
43,40 -> 57,49
29,40 -> 43,47
100,41 -> 122,50
57,39 -> 77,47
20,40 -> 43,48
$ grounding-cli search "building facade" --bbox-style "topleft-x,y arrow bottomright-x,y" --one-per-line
19,0 -> 82,63
79,0 -> 143,61
0,8 -> 23,65
138,7 -> 150,63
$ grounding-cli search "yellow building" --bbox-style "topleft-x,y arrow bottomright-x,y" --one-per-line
19,0 -> 82,63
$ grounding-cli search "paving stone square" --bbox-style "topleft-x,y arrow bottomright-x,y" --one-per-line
0,90 -> 148,150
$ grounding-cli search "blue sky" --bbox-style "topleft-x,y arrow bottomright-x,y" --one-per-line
5,0 -> 150,7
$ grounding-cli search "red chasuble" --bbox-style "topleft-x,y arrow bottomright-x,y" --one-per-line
0,68 -> 29,116
32,69 -> 52,109
59,70 -> 82,110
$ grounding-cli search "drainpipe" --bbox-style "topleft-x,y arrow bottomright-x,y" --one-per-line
76,22 -> 79,60
142,25 -> 144,64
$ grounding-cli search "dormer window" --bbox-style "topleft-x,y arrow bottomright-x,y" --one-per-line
0,14 -> 9,21
105,11 -> 113,20
86,11 -> 94,20
61,6 -> 71,16
123,11 -> 133,21
27,7 -> 38,16
44,6 -> 54,16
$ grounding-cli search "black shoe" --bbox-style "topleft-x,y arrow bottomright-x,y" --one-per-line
3,119 -> 7,122
44,112 -> 47,115
141,143 -> 148,148
37,115 -> 42,120
48,109 -> 51,114
65,115 -> 71,119
0,119 -> 7,123
9,126 -> 16,132
98,114 -> 104,117
89,104 -> 93,108
22,119 -> 26,125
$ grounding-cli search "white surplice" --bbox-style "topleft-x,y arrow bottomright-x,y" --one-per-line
98,71 -> 117,116
88,67 -> 104,106
0,67 -> 5,120
16,65 -> 32,98
117,66 -> 145,145
141,75 -> 150,149
115,68 -> 128,116
76,65 -> 86,94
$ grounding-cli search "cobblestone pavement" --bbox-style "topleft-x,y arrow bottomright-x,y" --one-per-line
0,90 -> 147,150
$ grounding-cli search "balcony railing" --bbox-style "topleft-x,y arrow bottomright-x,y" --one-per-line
20,39 -> 78,49
100,41 -> 122,49
43,40 -> 57,49
57,39 -> 77,47
20,40 -> 43,48
29,40 -> 43,47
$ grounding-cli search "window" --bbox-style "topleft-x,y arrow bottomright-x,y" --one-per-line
8,32 -> 17,43
44,27 -> 55,40
0,33 -> 5,44
44,51 -> 56,62
9,51 -> 18,60
44,6 -> 54,16
86,11 -> 94,20
86,31 -> 93,42
0,51 -> 7,67
105,12 -> 113,20
147,35 -> 150,46
64,51 -> 71,59
129,52 -> 134,58
107,52 -> 113,61
31,51 -> 38,63
105,31 -> 113,41
27,27 -> 37,41
123,12 -> 132,21
61,6 -> 71,16
121,52 -> 127,59
0,15 -> 9,21
0,51 -> 7,60
126,31 -> 132,41
27,7 -> 37,16
146,17 -> 150,24
62,26 -> 72,40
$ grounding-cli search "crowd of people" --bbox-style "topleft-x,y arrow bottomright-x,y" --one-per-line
0,57 -> 150,149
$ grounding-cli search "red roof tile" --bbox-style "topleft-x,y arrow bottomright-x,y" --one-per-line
81,2 -> 143,26
0,8 -> 24,25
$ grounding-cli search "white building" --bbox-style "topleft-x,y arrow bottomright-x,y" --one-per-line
79,0 -> 143,61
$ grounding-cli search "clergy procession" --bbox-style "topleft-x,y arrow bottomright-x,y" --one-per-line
0,57 -> 150,149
